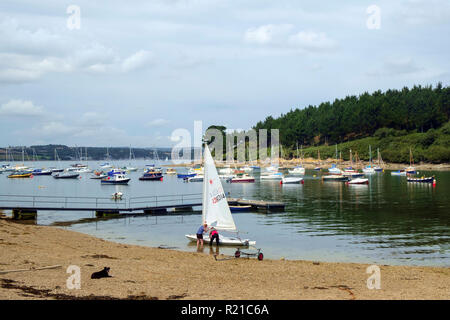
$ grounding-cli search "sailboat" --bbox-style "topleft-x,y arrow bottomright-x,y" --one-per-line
50,149 -> 64,173
288,143 -> 305,175
123,146 -> 138,172
185,145 -> 256,246
374,148 -> 384,172
100,147 -> 113,169
362,145 -> 375,174
314,150 -> 322,171
328,145 -> 342,174
405,148 -> 416,174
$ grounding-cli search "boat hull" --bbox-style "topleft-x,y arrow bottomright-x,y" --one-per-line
407,177 -> 435,183
185,234 -> 255,246
230,178 -> 255,183
53,174 -> 80,179
281,177 -> 304,184
177,173 -> 196,179
8,173 -> 32,178
323,175 -> 349,182
347,178 -> 369,185
139,175 -> 163,181
229,205 -> 252,212
32,171 -> 52,176
101,179 -> 130,184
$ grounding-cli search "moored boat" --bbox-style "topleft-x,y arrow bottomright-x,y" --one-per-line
281,177 -> 304,184
260,172 -> 283,180
230,174 -> 255,183
31,169 -> 52,176
139,170 -> 163,181
328,164 -> 342,175
53,172 -> 80,179
8,171 -> 33,178
391,170 -> 407,176
322,175 -> 349,182
177,173 -> 197,179
288,166 -> 305,175
229,205 -> 252,212
101,173 -> 130,184
187,175 -> 203,182
407,176 -> 435,184
347,178 -> 369,185
165,168 -> 177,175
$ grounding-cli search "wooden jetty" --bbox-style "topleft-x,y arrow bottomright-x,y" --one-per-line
227,198 -> 285,212
0,193 -> 286,220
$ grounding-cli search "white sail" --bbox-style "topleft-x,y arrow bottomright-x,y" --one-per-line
202,145 -> 236,231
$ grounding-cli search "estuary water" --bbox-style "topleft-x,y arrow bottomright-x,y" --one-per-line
0,160 -> 449,267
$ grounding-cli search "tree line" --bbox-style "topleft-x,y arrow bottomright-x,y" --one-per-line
253,83 -> 450,148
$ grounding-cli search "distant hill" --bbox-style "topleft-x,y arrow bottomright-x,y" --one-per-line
0,145 -> 173,161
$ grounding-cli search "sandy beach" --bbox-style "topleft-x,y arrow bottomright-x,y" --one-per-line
0,218 -> 448,300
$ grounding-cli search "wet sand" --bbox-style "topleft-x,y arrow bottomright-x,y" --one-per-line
0,218 -> 448,300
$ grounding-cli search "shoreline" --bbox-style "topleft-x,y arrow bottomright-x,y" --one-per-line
0,218 -> 449,300
164,159 -> 450,171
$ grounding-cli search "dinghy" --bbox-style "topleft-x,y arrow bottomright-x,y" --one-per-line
185,145 -> 255,247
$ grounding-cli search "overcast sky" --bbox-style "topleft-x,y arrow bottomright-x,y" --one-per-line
0,0 -> 449,147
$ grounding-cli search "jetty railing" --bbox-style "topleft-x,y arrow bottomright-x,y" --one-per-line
0,193 -> 203,211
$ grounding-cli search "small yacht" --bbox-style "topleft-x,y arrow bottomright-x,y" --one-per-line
101,172 -> 131,185
288,166 -> 305,175
281,177 -> 304,184
32,169 -> 52,176
328,164 -> 342,175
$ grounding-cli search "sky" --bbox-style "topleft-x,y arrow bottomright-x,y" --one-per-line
0,0 -> 449,147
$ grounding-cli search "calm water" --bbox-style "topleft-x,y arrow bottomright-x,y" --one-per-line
1,160 -> 449,267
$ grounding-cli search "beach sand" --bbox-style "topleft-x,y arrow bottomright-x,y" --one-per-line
0,218 -> 448,300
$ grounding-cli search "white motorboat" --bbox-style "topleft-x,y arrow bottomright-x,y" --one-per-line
391,170 -> 407,176
347,178 -> 369,185
187,175 -> 204,182
185,145 -> 255,247
362,166 -> 375,174
281,177 -> 304,184
260,172 -> 283,180
288,166 -> 305,175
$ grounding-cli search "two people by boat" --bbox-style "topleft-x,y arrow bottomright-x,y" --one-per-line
196,223 -> 219,248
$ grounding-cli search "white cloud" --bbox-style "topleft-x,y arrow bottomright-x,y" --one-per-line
397,0 -> 450,25
147,118 -> 170,127
0,99 -> 45,117
0,19 -> 155,83
288,31 -> 336,51
244,24 -> 337,53
122,50 -> 154,72
244,24 -> 293,45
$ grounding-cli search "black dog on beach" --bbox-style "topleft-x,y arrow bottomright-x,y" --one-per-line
91,267 -> 112,279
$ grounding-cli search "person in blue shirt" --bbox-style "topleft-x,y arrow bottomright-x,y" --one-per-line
196,223 -> 208,248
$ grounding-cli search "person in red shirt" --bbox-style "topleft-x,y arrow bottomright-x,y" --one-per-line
209,227 -> 219,246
